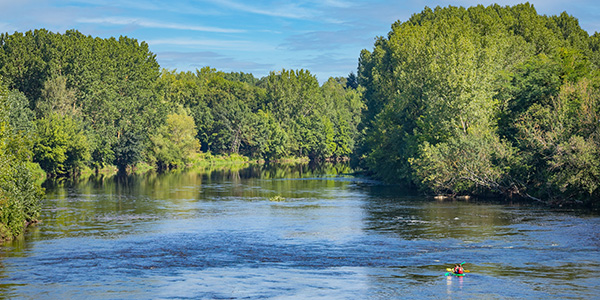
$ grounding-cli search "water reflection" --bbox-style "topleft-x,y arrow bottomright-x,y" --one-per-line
363,197 -> 518,241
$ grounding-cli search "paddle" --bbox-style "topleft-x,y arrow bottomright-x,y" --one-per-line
459,261 -> 469,272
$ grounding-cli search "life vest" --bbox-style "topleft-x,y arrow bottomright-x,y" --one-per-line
455,266 -> 464,274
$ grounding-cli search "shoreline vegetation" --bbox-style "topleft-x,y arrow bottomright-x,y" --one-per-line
1,3 -> 600,242
75,153 -> 313,180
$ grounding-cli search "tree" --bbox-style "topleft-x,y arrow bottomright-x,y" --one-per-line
346,72 -> 359,89
148,109 -> 199,170
0,80 -> 43,242
33,113 -> 90,177
36,75 -> 79,118
113,130 -> 144,173
321,77 -> 364,159
6,90 -> 36,136
355,3 -> 600,203
251,110 -> 287,160
205,77 -> 255,154
513,78 -> 600,203
0,30 -> 162,171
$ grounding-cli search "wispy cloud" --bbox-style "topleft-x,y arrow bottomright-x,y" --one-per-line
77,17 -> 245,33
281,27 -> 374,51
157,51 -> 274,75
207,0 -> 317,19
292,52 -> 359,82
0,22 -> 17,33
316,0 -> 355,9
147,38 -> 274,51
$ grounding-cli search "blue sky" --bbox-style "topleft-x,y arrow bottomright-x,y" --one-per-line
1,1 -> 599,82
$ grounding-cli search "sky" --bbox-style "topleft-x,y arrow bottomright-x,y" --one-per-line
1,1 -> 599,82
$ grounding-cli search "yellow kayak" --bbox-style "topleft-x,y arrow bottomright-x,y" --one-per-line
445,268 -> 468,276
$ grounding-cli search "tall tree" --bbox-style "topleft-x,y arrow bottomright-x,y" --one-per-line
356,3 -> 600,204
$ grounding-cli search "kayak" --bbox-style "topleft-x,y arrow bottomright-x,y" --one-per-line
445,268 -> 466,276
445,262 -> 468,276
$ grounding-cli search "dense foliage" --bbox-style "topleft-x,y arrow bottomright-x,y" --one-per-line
0,81 -> 43,242
355,3 -> 600,205
0,29 -> 364,175
157,67 -> 364,162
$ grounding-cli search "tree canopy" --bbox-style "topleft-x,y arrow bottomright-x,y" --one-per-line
1,2 -> 599,237
0,30 -> 364,176
355,3 -> 600,205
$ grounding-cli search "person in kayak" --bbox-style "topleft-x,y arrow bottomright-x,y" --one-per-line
453,263 -> 464,274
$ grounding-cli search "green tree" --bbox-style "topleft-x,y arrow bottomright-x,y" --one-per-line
205,77 -> 255,154
263,69 -> 325,157
0,81 -> 43,242
36,75 -> 79,118
113,130 -> 144,173
0,30 -> 162,171
33,113 -> 90,177
513,78 -> 600,203
148,109 -> 199,170
356,3 -> 599,203
321,77 -> 364,159
251,110 -> 287,160
6,90 -> 36,136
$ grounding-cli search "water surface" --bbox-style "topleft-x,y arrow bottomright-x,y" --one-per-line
1,164 -> 599,299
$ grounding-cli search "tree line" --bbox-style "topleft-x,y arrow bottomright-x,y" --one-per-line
354,3 -> 600,205
0,29 -> 364,176
0,29 -> 363,240
2,3 -> 600,241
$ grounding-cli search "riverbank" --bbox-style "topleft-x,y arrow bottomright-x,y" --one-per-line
50,153 -> 313,184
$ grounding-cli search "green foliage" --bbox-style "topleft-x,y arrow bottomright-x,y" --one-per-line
6,90 -> 36,136
0,28 -> 365,182
251,110 -> 287,160
513,79 -> 600,203
36,75 -> 79,118
0,29 -> 161,170
321,77 -> 365,159
205,76 -> 256,154
0,80 -> 43,242
33,113 -> 90,176
148,109 -> 199,170
357,3 -> 600,204
410,128 -> 519,196
158,68 -> 364,162
257,69 -> 363,160
113,130 -> 144,173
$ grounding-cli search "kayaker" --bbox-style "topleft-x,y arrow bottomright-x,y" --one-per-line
453,263 -> 464,275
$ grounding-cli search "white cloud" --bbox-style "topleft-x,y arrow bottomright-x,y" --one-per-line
76,17 -> 245,33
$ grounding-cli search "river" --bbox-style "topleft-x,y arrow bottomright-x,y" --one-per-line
1,163 -> 599,299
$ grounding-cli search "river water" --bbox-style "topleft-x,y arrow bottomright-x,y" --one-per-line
1,163 -> 599,299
